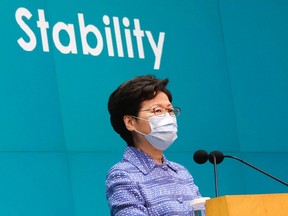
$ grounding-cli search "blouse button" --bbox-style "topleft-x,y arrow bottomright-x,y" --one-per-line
177,196 -> 183,203
162,165 -> 168,171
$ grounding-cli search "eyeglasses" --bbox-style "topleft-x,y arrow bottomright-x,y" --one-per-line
139,106 -> 181,117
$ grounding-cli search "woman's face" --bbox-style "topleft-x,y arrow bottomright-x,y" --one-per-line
135,91 -> 172,134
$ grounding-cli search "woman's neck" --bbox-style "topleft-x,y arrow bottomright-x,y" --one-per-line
135,141 -> 163,164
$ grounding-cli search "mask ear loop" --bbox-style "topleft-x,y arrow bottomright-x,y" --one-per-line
132,115 -> 152,137
134,129 -> 147,136
132,116 -> 149,121
132,115 -> 150,136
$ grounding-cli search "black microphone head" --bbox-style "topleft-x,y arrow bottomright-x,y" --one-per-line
208,151 -> 224,164
193,150 -> 209,164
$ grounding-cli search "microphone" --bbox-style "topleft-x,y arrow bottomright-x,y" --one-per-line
193,150 -> 220,197
193,150 -> 224,164
193,150 -> 209,164
208,151 -> 224,164
194,150 -> 288,187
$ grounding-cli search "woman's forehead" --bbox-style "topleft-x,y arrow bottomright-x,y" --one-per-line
140,92 -> 171,109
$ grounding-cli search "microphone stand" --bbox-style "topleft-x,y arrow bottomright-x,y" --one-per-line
225,155 -> 288,187
211,154 -> 219,197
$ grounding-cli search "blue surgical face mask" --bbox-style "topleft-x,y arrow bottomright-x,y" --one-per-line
134,113 -> 178,150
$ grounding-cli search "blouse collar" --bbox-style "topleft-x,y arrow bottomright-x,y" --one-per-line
123,146 -> 179,175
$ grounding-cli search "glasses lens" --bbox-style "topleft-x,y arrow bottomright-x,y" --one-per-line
173,107 -> 181,117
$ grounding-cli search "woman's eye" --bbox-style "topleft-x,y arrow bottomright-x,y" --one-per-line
154,108 -> 163,113
168,108 -> 175,115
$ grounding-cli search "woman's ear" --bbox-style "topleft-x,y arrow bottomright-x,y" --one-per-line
123,115 -> 136,131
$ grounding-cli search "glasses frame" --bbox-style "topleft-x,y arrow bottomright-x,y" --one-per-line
139,106 -> 181,117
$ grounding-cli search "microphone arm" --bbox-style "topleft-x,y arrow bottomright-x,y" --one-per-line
225,155 -> 288,187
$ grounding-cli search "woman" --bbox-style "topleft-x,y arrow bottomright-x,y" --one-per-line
106,75 -> 203,215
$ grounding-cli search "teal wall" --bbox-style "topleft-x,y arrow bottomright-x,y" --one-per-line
0,0 -> 287,215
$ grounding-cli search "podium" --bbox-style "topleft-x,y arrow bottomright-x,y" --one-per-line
206,193 -> 288,216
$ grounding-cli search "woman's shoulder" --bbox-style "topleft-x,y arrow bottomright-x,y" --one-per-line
106,159 -> 136,179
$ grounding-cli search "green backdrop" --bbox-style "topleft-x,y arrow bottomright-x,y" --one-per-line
0,0 -> 287,215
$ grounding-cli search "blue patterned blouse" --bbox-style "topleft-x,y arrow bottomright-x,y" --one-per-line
106,146 -> 202,215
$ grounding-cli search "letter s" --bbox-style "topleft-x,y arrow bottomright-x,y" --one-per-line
15,7 -> 36,51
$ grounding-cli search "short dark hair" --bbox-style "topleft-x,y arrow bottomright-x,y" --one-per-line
108,75 -> 172,146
